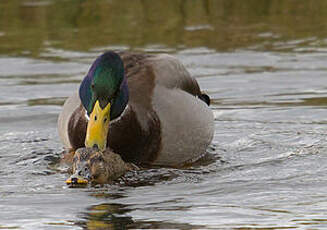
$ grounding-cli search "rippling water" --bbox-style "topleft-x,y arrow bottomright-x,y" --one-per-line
2,0 -> 327,229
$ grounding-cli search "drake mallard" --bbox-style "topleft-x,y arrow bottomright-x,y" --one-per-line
58,51 -> 214,167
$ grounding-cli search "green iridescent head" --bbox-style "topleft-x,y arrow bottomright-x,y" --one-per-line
79,51 -> 129,150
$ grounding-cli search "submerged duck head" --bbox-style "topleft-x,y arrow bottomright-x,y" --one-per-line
79,52 -> 129,151
66,147 -> 134,185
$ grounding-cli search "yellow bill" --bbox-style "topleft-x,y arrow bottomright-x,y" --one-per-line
65,177 -> 88,185
85,100 -> 111,151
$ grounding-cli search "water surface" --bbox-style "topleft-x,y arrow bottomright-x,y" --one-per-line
1,0 -> 327,229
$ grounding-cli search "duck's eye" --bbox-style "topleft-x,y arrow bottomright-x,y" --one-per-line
94,115 -> 97,121
91,174 -> 99,180
104,118 -> 108,123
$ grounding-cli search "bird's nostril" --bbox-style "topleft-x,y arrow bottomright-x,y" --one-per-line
71,177 -> 78,184
92,144 -> 99,150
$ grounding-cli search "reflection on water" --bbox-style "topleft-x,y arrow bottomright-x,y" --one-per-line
81,203 -> 133,230
2,0 -> 327,229
79,202 -> 206,230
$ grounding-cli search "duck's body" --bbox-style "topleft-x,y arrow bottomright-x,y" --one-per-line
58,52 -> 214,166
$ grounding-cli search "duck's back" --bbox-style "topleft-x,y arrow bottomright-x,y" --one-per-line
115,53 -> 214,166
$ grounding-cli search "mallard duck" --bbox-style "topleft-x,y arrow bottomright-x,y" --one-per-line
66,147 -> 136,185
58,51 -> 214,166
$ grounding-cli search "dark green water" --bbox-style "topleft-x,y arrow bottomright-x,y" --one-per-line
2,0 -> 327,229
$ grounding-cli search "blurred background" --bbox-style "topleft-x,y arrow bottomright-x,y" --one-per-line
2,0 -> 327,55
2,0 -> 327,229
